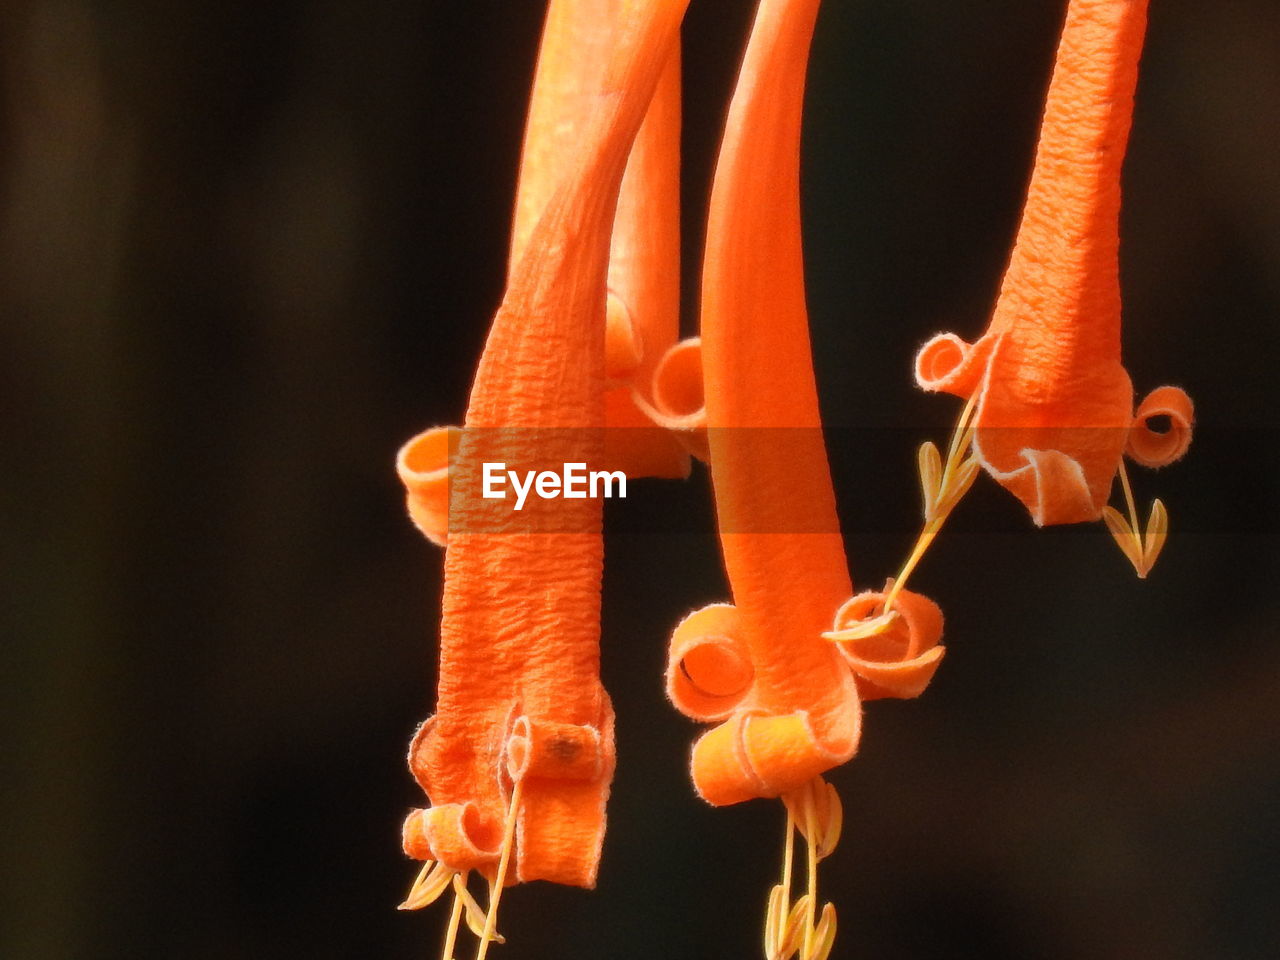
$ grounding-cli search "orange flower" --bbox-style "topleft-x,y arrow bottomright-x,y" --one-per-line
663,11 -> 946,957
398,0 -> 689,915
664,0 -> 945,814
661,0 -> 857,810
913,0 -> 1193,529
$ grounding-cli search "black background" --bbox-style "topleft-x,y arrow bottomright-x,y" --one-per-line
3,1 -> 1278,957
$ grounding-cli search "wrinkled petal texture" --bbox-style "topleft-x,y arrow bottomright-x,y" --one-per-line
514,0 -> 689,479
406,0 -> 690,887
671,0 -> 860,807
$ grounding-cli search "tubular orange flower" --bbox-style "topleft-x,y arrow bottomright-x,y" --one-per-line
398,0 -> 689,930
664,0 -> 858,811
663,6 -> 948,951
665,0 -> 945,810
913,0 -> 1193,532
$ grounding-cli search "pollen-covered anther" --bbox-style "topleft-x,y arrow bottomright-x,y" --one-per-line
1102,491 -> 1169,581
454,872 -> 504,945
825,583 -> 944,700
1102,458 -> 1171,579
397,859 -> 455,911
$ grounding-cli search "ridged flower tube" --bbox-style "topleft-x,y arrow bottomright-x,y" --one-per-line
664,0 -> 861,808
401,0 -> 689,888
398,3 -> 699,545
514,0 -> 694,479
913,0 -> 1193,526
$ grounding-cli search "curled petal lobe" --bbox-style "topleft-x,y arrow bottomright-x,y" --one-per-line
510,697 -> 616,887
632,336 -> 708,460
405,716 -> 438,795
980,439 -> 1105,527
666,603 -> 753,721
397,426 -> 456,546
1126,385 -> 1194,468
401,802 -> 501,872
651,338 -> 705,425
914,333 -> 991,398
506,715 -> 608,782
830,585 -> 944,700
690,707 -> 860,807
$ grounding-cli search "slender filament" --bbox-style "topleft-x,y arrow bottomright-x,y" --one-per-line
440,882 -> 466,960
475,778 -> 524,960
885,394 -> 978,611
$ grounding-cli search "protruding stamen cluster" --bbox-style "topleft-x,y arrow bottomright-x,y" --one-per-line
764,777 -> 841,960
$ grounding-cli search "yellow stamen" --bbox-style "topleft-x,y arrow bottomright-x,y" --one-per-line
821,610 -> 900,643
884,396 -> 979,611
810,902 -> 838,960
764,883 -> 786,959
474,778 -> 523,960
398,859 -> 455,912
768,778 -> 843,960
802,793 -> 818,958
1119,459 -> 1144,561
765,804 -> 797,959
781,806 -> 795,910
1103,462 -> 1170,578
440,881 -> 466,960
455,872 -> 499,942
778,895 -> 811,960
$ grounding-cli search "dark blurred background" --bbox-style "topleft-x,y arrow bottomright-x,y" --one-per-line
3,0 -> 1277,957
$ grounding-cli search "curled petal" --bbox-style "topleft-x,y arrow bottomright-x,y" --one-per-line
666,603 -> 753,721
1126,385 -> 1194,468
914,333 -> 991,398
396,426 -> 456,546
633,337 -> 707,459
506,715 -> 608,782
976,440 -> 1102,526
690,709 -> 860,807
401,802 -> 500,870
829,585 -> 944,700
513,696 -> 616,887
